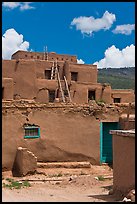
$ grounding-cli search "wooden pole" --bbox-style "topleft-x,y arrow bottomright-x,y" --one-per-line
56,60 -> 65,102
126,102 -> 131,129
64,76 -> 72,103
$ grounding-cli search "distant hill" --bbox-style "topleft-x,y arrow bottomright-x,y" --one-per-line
97,67 -> 135,90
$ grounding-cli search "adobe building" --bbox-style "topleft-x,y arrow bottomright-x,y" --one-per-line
2,50 -> 135,170
2,50 -> 135,104
110,129 -> 135,197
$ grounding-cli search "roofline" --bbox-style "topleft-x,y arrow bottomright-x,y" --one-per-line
11,50 -> 77,58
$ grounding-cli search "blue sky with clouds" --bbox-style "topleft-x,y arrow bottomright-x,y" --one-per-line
2,2 -> 135,68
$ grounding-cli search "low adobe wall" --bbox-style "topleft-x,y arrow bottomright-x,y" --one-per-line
2,101 -> 135,171
110,130 -> 135,196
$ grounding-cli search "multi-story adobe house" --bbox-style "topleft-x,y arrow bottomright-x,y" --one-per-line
2,50 -> 135,104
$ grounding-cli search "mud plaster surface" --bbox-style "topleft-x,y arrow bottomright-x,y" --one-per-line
2,164 -> 122,202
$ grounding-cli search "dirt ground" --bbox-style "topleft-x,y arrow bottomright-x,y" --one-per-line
2,163 -> 122,202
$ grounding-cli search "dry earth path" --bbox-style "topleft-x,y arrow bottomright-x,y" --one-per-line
2,164 -> 120,202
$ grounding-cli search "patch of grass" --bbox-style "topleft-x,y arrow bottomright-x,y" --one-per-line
6,178 -> 14,182
97,175 -> 105,181
96,99 -> 105,106
3,178 -> 31,189
22,180 -> 31,187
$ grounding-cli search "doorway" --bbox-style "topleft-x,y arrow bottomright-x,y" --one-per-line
100,122 -> 119,164
88,90 -> 95,101
48,90 -> 55,102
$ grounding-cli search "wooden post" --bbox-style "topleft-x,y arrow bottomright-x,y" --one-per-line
126,102 -> 131,129
64,76 -> 72,103
56,60 -> 65,102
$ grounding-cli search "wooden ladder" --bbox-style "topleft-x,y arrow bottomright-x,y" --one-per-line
51,61 -> 57,80
51,60 -> 72,103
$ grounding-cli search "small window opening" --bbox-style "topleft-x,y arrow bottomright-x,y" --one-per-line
114,98 -> 121,103
49,90 -> 55,102
31,56 -> 33,58
45,70 -> 51,79
24,126 -> 40,139
25,54 -> 27,57
37,56 -> 40,59
88,90 -> 95,101
71,72 -> 78,81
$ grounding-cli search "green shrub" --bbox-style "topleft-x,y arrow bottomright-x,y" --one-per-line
97,175 -> 105,181
3,178 -> 31,189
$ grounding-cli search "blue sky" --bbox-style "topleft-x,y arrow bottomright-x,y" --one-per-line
2,2 -> 135,68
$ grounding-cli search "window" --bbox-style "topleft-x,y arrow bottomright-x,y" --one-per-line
25,54 -> 27,57
37,56 -> 40,59
114,98 -> 121,103
24,126 -> 40,139
49,90 -> 55,102
31,56 -> 33,58
45,70 -> 51,79
71,72 -> 78,81
88,90 -> 95,101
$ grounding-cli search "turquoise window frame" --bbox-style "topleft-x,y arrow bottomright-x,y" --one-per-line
24,126 -> 40,139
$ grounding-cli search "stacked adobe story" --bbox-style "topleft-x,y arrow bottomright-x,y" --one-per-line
2,50 -> 135,104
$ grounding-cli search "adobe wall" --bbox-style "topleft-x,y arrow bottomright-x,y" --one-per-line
2,101 -> 135,171
111,131 -> 135,195
35,60 -> 65,80
35,79 -> 58,103
111,89 -> 135,103
2,60 -> 16,78
119,114 -> 135,130
69,83 -> 112,104
11,50 -> 77,63
2,78 -> 14,100
70,64 -> 97,84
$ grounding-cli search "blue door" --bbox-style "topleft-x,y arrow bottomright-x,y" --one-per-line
100,122 -> 119,164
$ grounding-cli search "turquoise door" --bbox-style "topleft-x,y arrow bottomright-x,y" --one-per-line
100,122 -> 119,164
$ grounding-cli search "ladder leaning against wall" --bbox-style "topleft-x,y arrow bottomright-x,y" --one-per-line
51,60 -> 72,103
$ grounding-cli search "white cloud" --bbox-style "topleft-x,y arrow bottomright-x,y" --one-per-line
2,2 -> 35,11
112,24 -> 135,35
2,2 -> 20,9
2,28 -> 30,59
77,59 -> 85,64
70,11 -> 116,36
93,44 -> 135,68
